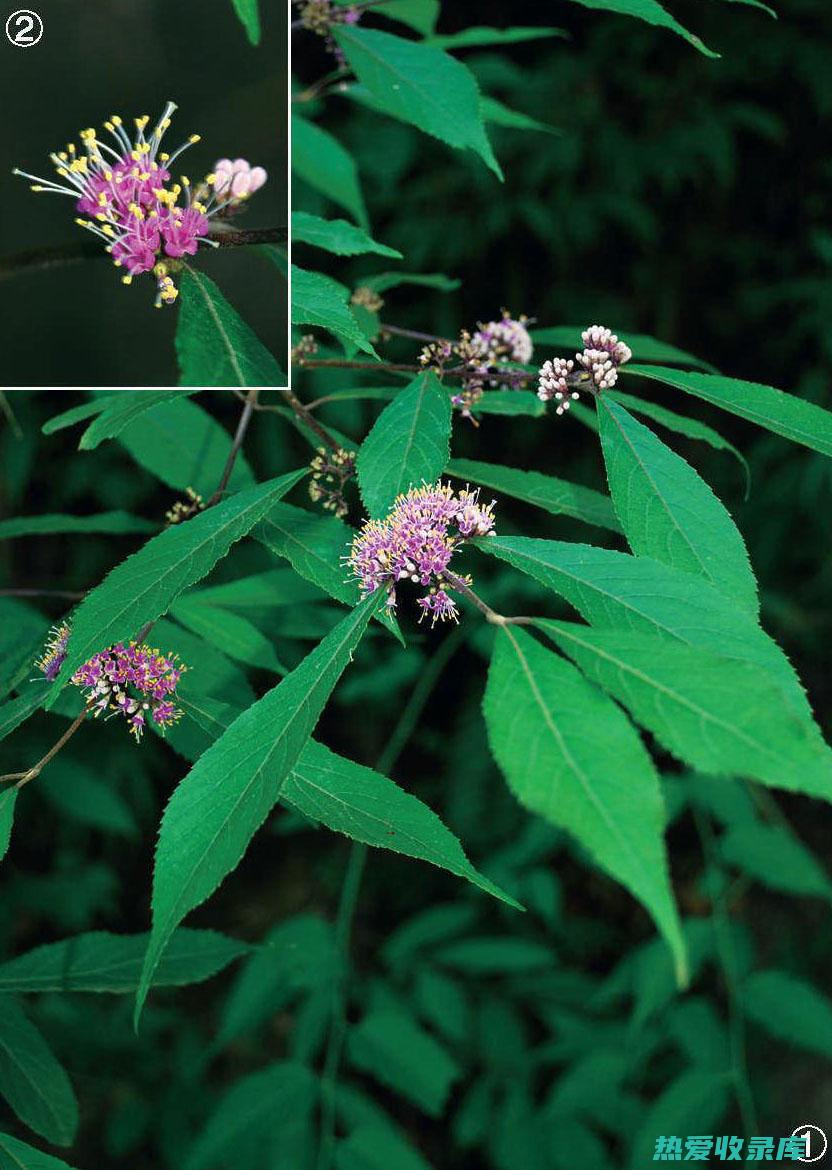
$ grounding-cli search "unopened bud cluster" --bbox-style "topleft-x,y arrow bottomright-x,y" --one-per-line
352,286 -> 385,312
36,625 -> 187,742
537,325 -> 632,413
165,487 -> 205,525
309,446 -> 355,519
348,482 -> 496,625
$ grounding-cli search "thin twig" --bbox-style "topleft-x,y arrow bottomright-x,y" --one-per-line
0,703 -> 91,788
443,571 -> 534,627
0,227 -> 285,282
276,386 -> 343,453
205,389 -> 260,507
315,629 -> 466,1170
0,589 -> 85,601
693,808 -> 759,1139
297,358 -> 425,375
380,322 -> 451,345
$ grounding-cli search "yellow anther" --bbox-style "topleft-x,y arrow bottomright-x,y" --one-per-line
161,119 -> 171,130
98,193 -> 108,205
113,259 -> 122,267
131,151 -> 140,162
181,175 -> 190,186
140,172 -> 151,181
96,213 -> 107,221
111,115 -> 122,126
206,173 -> 217,185
104,122 -> 114,132
189,134 -> 201,143
193,201 -> 206,213
103,226 -> 115,237
122,275 -> 133,285
104,171 -> 113,182
135,115 -> 149,129
159,152 -> 170,162
31,185 -> 43,192
57,167 -> 68,177
58,152 -> 68,161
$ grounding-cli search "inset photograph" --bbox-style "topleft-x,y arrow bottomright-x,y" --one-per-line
1,1 -> 287,387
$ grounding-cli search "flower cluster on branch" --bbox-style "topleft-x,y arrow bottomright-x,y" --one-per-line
348,483 -> 496,625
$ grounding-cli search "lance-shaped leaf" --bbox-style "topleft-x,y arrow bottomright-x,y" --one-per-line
284,740 -> 519,907
292,115 -> 368,228
0,1131 -> 83,1170
0,792 -> 16,863
291,212 -> 402,258
49,470 -> 304,699
561,0 -> 717,57
607,390 -> 748,481
332,26 -> 502,177
230,0 -> 260,44
477,537 -> 811,718
0,512 -> 156,540
0,930 -> 248,995
447,457 -> 620,532
184,1062 -> 316,1170
135,592 -> 383,1023
78,391 -> 200,450
483,626 -> 686,982
373,0 -> 439,35
718,823 -> 832,901
0,997 -> 78,1146
741,970 -> 832,1062
171,600 -> 287,674
176,269 -> 283,386
625,364 -> 832,458
292,265 -> 377,355
116,396 -> 256,496
531,326 -> 713,370
537,621 -> 832,803
597,398 -> 757,614
256,502 -> 402,640
357,372 -> 452,517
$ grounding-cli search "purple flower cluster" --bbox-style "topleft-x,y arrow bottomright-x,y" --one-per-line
537,324 -> 632,412
14,102 -> 266,307
472,311 -> 534,366
348,483 -> 496,625
36,624 -> 187,741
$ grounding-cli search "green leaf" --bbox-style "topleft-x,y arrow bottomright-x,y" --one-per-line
50,471 -> 304,699
176,269 -> 283,386
284,740 -> 519,906
185,568 -> 323,610
256,502 -> 401,639
335,1124 -> 432,1170
625,364 -> 832,458
292,115 -> 368,228
483,626 -> 686,982
0,997 -> 78,1146
607,390 -> 748,481
537,621 -> 832,802
41,398 -> 107,436
597,398 -> 757,614
532,327 -> 713,370
0,1132 -> 82,1170
357,372 -> 451,517
292,212 -> 401,258
433,937 -> 554,975
332,26 -> 502,178
171,600 -> 286,674
292,266 -> 377,355
472,391 -> 545,417
0,511 -> 156,540
230,0 -> 260,44
719,823 -> 832,900
135,593 -> 383,1023
348,1007 -> 461,1117
742,970 -> 832,1061
561,0 -> 717,57
477,537 -> 811,717
628,1070 -> 730,1170
447,457 -> 620,532
0,930 -> 248,994
184,1063 -> 315,1170
0,690 -> 46,748
0,791 -> 16,863
711,0 -> 775,15
38,762 -> 138,838
115,396 -> 255,496
371,0 -> 439,34
361,271 -> 459,294
77,390 -> 201,450
428,26 -> 566,49
480,96 -> 560,136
